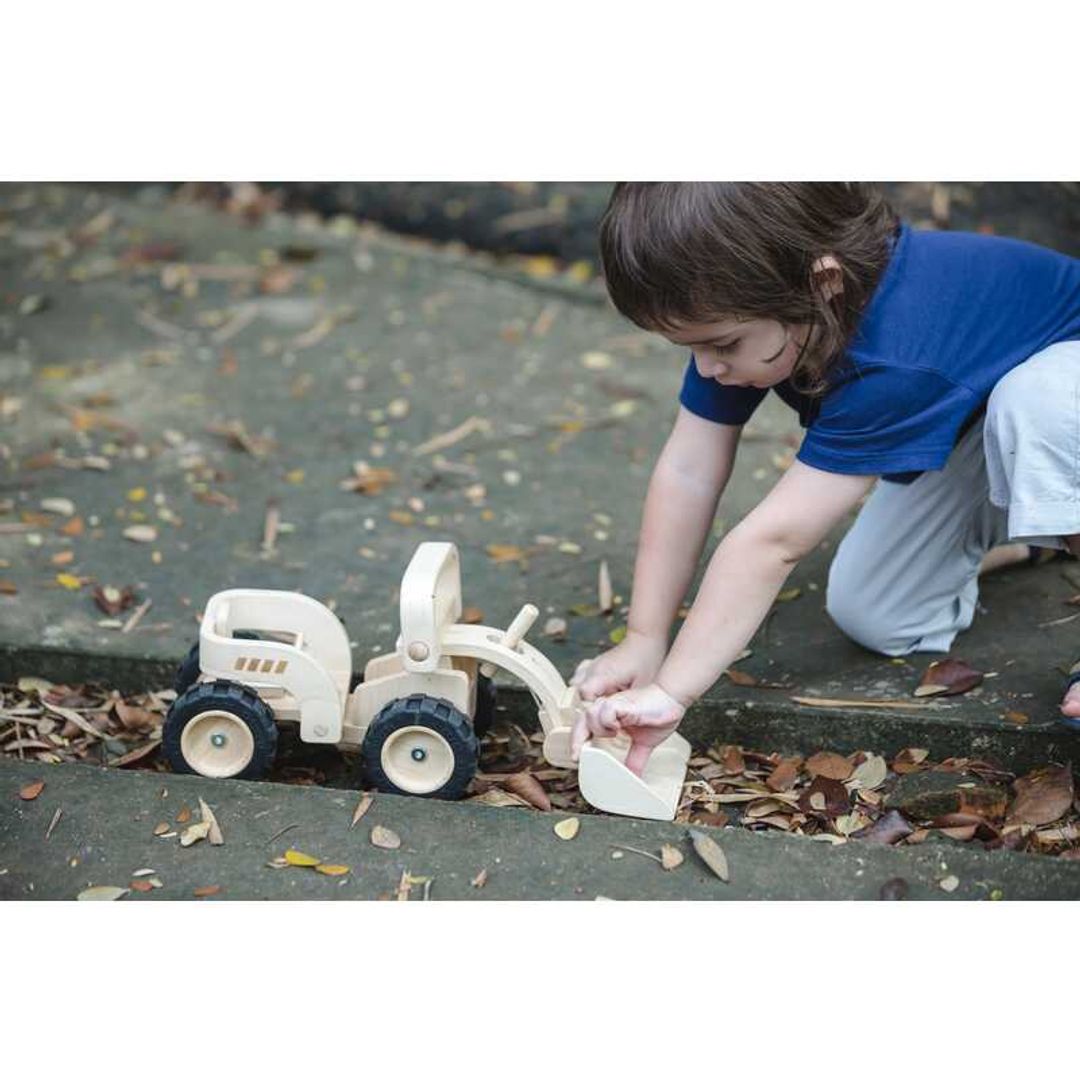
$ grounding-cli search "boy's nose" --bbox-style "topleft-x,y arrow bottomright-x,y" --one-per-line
696,356 -> 729,380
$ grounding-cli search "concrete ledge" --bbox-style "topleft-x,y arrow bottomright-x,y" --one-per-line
3,758 -> 1078,900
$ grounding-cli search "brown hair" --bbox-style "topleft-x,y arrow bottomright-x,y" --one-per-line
598,183 -> 899,394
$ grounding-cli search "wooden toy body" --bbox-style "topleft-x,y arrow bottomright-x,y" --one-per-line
192,542 -> 690,819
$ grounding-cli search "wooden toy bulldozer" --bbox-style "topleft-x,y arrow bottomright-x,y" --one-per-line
164,542 -> 691,820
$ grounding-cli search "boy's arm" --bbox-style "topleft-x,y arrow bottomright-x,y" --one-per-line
572,460 -> 876,771
627,405 -> 743,641
656,460 -> 876,705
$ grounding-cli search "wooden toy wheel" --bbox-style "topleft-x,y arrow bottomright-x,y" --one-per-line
164,680 -> 277,781
361,695 -> 478,800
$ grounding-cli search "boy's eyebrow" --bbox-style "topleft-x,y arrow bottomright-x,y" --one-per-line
671,331 -> 740,347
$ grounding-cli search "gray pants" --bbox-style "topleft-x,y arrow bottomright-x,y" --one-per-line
826,340 -> 1080,656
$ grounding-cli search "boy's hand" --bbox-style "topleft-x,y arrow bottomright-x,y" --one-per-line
569,631 -> 667,701
570,682 -> 686,777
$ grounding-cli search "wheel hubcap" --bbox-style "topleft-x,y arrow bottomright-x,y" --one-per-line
180,710 -> 255,778
381,725 -> 454,794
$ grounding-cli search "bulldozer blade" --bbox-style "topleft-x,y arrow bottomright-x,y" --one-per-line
577,731 -> 691,821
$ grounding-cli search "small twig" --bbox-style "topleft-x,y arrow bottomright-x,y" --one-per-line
611,843 -> 662,864
422,879 -> 432,901
1037,611 -> 1080,629
14,718 -> 23,760
45,808 -> 62,841
267,822 -> 299,845
121,597 -> 152,634
411,416 -> 491,457
211,303 -> 258,345
135,308 -> 186,340
261,499 -> 280,556
790,695 -> 950,712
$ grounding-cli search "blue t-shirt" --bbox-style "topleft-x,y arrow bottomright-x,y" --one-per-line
679,223 -> 1080,483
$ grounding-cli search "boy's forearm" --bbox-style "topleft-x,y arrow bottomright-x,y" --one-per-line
655,530 -> 795,705
626,459 -> 731,641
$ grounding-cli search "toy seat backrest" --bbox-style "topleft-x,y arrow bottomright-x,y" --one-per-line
399,542 -> 462,673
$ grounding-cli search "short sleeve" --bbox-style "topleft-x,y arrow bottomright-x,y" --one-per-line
796,365 -> 980,476
678,357 -> 768,425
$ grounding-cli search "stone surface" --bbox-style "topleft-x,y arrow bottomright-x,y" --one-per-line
2,184 -> 1080,900
3,757 -> 1079,901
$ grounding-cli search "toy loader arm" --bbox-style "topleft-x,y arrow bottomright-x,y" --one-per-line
399,542 -> 462,673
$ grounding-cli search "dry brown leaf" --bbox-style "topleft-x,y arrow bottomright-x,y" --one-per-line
122,524 -> 158,544
503,772 -> 552,811
153,822 -> 170,836
129,880 -> 154,893
350,792 -> 373,828
486,543 -> 527,565
341,463 -> 398,495
554,817 -> 580,840
176,805 -> 192,824
597,560 -> 613,614
718,744 -> 746,775
461,607 -> 485,625
854,809 -> 913,846
114,698 -> 158,731
370,825 -> 402,850
198,797 -> 224,845
892,747 -> 931,774
468,788 -> 531,808
193,884 -> 222,897
1007,764 -> 1074,827
471,868 -> 489,889
315,864 -> 350,876
766,758 -> 800,792
179,820 -> 211,847
660,844 -> 684,871
725,668 -> 758,687
799,776 -> 851,817
805,752 -> 853,781
92,584 -> 136,616
19,779 -> 45,800
688,830 -> 729,881
847,754 -> 888,791
77,885 -> 129,901
914,658 -> 983,698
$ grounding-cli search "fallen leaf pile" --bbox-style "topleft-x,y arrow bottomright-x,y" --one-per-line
471,716 -> 1079,861
5,674 -> 1078,864
0,677 -> 171,766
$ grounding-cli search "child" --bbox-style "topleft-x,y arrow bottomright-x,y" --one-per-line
569,182 -> 1080,776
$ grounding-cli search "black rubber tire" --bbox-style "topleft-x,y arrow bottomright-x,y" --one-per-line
472,673 -> 497,738
361,694 -> 479,800
163,679 -> 278,781
173,631 -> 261,695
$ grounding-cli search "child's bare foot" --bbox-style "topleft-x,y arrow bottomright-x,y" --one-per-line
1061,675 -> 1080,723
977,542 -> 1032,576
1059,534 -> 1080,725
977,542 -> 1071,576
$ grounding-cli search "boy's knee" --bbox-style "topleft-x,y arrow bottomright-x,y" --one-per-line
825,581 -> 911,657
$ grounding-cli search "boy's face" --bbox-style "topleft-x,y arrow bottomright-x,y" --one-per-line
663,318 -> 807,388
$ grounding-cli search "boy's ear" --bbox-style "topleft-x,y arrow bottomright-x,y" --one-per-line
810,255 -> 844,301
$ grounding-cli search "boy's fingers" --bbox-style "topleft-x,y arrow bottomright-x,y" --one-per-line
624,739 -> 654,778
569,659 -> 591,688
570,708 -> 588,761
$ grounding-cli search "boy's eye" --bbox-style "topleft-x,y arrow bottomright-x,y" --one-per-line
713,340 -> 739,356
